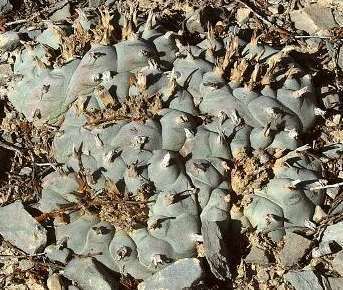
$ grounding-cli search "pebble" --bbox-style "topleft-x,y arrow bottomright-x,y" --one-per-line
201,220 -> 231,281
245,246 -> 269,266
313,206 -> 327,223
326,187 -> 340,199
50,3 -> 71,22
0,32 -> 21,52
338,46 -> 343,71
332,251 -> 343,276
63,257 -> 119,290
327,277 -> 343,290
290,4 -> 339,34
236,8 -> 251,26
18,259 -> 35,271
138,258 -> 204,290
256,267 -> 270,282
47,273 -> 66,290
277,232 -> 312,267
0,201 -> 47,255
312,241 -> 335,258
0,0 -> 12,15
321,86 -> 341,110
321,221 -> 343,247
0,63 -> 12,86
284,270 -> 324,290
88,0 -> 106,7
19,167 -> 33,176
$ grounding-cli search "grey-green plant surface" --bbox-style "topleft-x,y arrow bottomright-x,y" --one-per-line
0,1 -> 342,290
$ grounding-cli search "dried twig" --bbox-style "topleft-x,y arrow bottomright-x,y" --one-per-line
310,181 -> 343,191
293,35 -> 332,39
0,253 -> 45,260
4,19 -> 28,27
0,140 -> 23,155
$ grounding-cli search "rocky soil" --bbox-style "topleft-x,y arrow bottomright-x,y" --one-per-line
0,0 -> 342,289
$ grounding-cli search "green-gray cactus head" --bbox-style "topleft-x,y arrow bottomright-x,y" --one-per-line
243,152 -> 324,241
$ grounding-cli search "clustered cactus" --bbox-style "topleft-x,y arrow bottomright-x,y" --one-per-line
5,5 -> 328,289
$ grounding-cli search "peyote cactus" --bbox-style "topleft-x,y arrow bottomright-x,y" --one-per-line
4,5 -> 327,289
244,151 -> 324,241
8,45 -> 80,124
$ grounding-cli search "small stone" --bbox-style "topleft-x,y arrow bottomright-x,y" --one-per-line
312,241 -> 336,258
201,220 -> 231,281
290,4 -> 339,34
313,206 -> 327,223
331,200 -> 343,216
63,257 -> 119,290
0,0 -> 12,15
105,0 -> 115,5
19,167 -> 33,176
317,0 -> 343,11
332,114 -> 342,126
0,63 -> 12,86
275,19 -> 283,26
18,259 -> 35,271
276,284 -> 288,290
322,144 -> 343,159
327,277 -> 343,290
50,3 -> 71,22
45,244 -> 72,264
278,232 -> 312,267
321,275 -> 332,290
321,87 -> 341,110
245,246 -> 269,266
256,267 -> 270,282
321,222 -> 343,247
0,201 -> 47,255
338,46 -> 343,71
138,258 -> 204,290
236,8 -> 251,26
88,0 -> 106,7
332,251 -> 343,276
284,271 -> 323,290
326,187 -> 340,199
268,6 -> 279,15
304,38 -> 322,51
47,273 -> 66,290
0,32 -> 21,52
